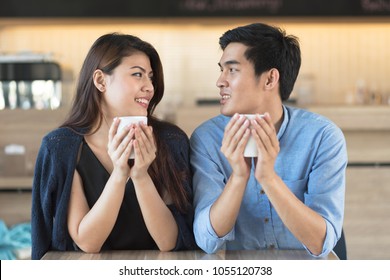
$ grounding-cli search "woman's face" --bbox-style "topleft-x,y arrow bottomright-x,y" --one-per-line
102,52 -> 154,118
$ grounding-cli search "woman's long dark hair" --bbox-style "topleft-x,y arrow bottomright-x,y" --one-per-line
61,33 -> 190,213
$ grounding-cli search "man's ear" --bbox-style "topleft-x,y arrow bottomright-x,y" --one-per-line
265,68 -> 279,90
93,69 -> 106,92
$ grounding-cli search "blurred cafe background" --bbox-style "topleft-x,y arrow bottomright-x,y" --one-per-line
0,0 -> 389,260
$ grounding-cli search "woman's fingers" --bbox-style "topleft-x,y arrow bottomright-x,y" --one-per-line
109,120 -> 131,151
132,124 -> 156,166
108,117 -> 120,146
108,120 -> 135,162
138,124 -> 156,154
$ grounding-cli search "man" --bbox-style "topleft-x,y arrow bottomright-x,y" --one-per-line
190,23 -> 347,257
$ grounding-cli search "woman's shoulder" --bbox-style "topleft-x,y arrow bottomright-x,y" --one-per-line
151,118 -> 189,141
42,127 -> 84,148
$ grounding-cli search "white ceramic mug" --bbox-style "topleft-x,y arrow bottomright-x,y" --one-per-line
242,114 -> 264,157
117,116 -> 148,159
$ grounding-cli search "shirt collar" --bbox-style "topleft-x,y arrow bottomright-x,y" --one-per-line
277,105 -> 289,140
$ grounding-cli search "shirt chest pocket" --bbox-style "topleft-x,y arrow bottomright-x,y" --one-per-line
282,177 -> 308,202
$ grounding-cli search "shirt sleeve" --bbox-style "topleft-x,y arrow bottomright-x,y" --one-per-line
304,124 -> 348,257
31,131 -> 78,259
31,138 -> 54,260
190,130 -> 235,254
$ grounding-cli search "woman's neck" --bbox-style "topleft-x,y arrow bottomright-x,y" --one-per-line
86,115 -> 110,148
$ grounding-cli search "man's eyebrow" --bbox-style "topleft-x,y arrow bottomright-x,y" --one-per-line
218,60 -> 240,67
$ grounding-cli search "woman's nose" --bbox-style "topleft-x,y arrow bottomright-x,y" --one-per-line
143,78 -> 154,92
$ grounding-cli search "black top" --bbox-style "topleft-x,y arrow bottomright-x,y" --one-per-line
74,119 -> 196,251
31,122 -> 195,260
77,140 -> 157,250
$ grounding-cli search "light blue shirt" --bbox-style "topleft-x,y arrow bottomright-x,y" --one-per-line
190,105 -> 347,256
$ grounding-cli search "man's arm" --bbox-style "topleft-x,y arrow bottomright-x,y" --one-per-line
209,114 -> 251,236
191,114 -> 250,253
252,113 -> 346,256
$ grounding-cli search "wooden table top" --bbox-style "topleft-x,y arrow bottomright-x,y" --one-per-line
42,249 -> 339,260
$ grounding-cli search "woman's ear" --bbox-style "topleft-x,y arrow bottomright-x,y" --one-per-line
93,69 -> 106,92
265,68 -> 279,90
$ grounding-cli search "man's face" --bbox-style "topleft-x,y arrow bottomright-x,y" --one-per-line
217,42 -> 266,116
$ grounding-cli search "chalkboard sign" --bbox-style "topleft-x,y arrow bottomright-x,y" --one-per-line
1,0 -> 389,17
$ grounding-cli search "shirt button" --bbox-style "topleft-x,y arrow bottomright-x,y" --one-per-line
264,218 -> 269,223
260,190 -> 265,194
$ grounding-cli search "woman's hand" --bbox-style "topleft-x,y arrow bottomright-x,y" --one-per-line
221,113 -> 251,179
130,123 -> 157,180
107,117 -> 134,179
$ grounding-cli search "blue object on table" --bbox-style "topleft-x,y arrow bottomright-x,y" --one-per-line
0,220 -> 31,260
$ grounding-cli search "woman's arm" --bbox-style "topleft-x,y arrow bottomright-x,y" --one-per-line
67,169 -> 128,253
67,120 -> 134,253
131,123 -> 179,251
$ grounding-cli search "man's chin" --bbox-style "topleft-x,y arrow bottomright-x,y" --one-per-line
220,106 -> 234,117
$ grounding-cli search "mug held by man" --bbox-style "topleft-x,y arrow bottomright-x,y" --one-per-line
242,114 -> 264,157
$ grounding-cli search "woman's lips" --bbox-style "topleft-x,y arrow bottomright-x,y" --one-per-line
135,98 -> 149,108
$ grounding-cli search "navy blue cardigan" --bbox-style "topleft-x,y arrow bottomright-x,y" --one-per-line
31,124 -> 195,260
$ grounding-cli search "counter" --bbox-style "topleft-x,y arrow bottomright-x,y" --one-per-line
307,105 -> 390,164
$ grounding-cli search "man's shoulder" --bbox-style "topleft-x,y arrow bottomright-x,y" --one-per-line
287,106 -> 337,128
191,114 -> 228,136
286,106 -> 345,143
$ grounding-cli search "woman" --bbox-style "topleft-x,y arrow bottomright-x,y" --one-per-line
31,33 -> 196,260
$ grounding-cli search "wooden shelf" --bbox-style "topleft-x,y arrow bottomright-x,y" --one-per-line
0,176 -> 33,189
306,105 -> 390,131
1,109 -> 68,190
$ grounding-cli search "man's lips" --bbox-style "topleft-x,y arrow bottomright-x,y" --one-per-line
220,94 -> 231,105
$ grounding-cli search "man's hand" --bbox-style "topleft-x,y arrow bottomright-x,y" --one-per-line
252,113 -> 280,184
221,113 -> 252,179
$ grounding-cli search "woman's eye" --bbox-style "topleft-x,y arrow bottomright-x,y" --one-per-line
133,72 -> 142,77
